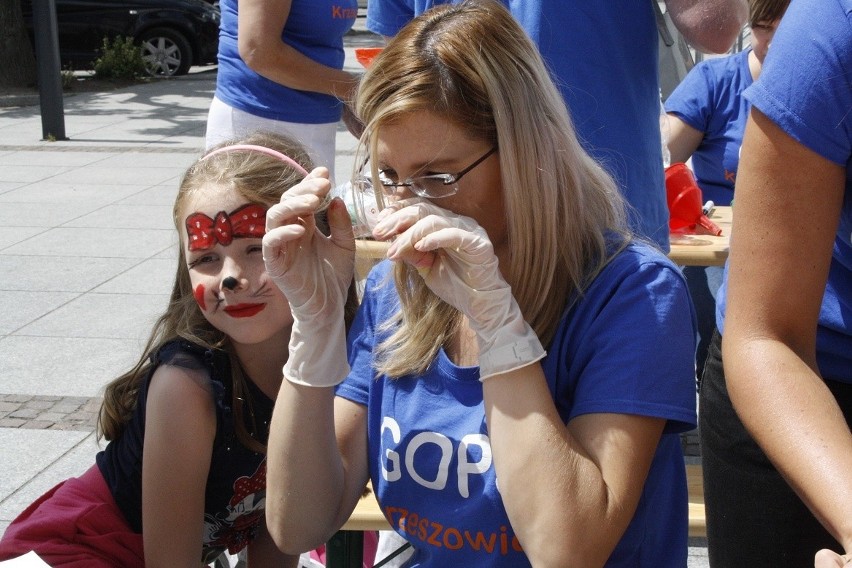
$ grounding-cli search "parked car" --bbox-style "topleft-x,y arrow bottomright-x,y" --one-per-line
22,0 -> 220,77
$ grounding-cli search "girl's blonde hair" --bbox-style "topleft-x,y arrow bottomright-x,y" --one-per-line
356,0 -> 631,377
98,131 -> 357,451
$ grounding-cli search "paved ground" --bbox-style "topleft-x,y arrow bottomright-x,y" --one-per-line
0,23 -> 708,566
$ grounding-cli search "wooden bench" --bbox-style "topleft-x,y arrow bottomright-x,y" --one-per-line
687,463 -> 706,538
339,462 -> 708,536
326,463 -> 707,566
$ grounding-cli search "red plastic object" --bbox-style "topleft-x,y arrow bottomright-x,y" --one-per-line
665,163 -> 723,236
355,47 -> 384,68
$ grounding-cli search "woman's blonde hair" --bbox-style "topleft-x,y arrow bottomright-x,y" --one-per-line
97,131 -> 358,451
356,0 -> 631,377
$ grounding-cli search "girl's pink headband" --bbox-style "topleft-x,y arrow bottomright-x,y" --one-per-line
201,144 -> 309,176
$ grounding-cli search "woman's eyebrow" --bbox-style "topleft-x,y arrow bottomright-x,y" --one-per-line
377,155 -> 454,175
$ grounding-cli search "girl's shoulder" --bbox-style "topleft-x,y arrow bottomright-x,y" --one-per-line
147,339 -> 232,412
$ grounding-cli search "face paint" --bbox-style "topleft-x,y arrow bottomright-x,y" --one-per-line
185,203 -> 267,251
194,283 -> 207,311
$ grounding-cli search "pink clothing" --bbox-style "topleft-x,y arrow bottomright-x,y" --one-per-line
0,465 -> 144,568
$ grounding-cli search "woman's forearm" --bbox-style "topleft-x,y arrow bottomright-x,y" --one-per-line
725,336 -> 852,552
482,366 -> 661,567
265,382 -> 346,553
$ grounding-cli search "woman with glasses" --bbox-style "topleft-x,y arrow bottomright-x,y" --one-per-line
261,1 -> 697,566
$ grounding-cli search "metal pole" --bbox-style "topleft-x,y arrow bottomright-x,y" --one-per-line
32,0 -> 68,141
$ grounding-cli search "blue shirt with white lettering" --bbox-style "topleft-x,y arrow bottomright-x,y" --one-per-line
337,242 -> 697,567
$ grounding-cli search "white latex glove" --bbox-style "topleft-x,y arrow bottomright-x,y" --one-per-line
262,168 -> 356,387
375,202 -> 545,380
814,549 -> 851,568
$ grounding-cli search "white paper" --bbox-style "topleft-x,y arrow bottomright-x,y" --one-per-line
0,551 -> 51,567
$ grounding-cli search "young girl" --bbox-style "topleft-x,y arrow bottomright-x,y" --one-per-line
0,132 -> 359,567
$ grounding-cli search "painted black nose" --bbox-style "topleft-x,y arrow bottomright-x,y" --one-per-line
222,276 -> 239,291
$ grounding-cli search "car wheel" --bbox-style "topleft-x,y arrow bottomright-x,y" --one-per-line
138,28 -> 193,77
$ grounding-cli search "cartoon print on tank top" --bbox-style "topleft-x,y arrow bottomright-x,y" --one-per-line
204,460 -> 266,554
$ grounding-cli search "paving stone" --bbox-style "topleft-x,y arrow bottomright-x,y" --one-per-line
0,418 -> 26,428
0,402 -> 20,412
0,394 -> 101,431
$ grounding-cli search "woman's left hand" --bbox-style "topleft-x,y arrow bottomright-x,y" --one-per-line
815,550 -> 852,568
374,201 -> 545,379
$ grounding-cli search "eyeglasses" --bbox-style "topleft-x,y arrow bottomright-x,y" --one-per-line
375,146 -> 498,199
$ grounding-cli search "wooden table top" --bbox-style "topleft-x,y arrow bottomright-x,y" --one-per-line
668,206 -> 731,267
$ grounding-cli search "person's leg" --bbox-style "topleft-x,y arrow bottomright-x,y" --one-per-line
0,465 -> 144,568
700,331 -> 842,567
205,98 -> 338,180
205,96 -> 238,150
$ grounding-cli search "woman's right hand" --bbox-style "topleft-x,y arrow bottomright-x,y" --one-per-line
263,167 -> 355,387
263,167 -> 355,322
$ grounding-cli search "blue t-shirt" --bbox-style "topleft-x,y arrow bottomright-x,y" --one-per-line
367,0 -> 670,250
215,0 -> 357,124
337,244 -> 697,567
716,0 -> 852,383
664,50 -> 753,206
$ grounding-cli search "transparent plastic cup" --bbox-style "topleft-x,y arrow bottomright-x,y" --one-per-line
330,176 -> 382,239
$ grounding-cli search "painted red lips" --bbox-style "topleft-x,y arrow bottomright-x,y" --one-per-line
223,303 -> 266,318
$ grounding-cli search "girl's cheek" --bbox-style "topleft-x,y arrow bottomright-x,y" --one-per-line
194,284 -> 207,311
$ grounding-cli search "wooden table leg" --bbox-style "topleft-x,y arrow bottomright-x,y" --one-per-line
325,530 -> 364,568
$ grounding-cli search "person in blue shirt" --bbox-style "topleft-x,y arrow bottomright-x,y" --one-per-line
697,0 -> 852,565
663,0 -> 790,384
365,0 -> 747,251
205,0 -> 360,181
261,2 -> 698,566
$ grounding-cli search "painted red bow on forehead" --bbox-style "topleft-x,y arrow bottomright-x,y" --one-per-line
186,203 -> 267,251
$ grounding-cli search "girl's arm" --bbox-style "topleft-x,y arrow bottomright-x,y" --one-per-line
723,110 -> 852,552
483,367 -> 664,567
266,386 -> 370,554
245,517 -> 300,567
665,113 -> 704,165
237,0 -> 359,101
142,365 -> 216,567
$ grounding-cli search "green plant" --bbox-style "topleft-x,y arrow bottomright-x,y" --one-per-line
60,67 -> 76,90
93,36 -> 146,80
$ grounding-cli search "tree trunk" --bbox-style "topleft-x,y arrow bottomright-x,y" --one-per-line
0,0 -> 37,88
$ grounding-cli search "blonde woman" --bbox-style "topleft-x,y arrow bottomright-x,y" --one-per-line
263,1 -> 697,566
